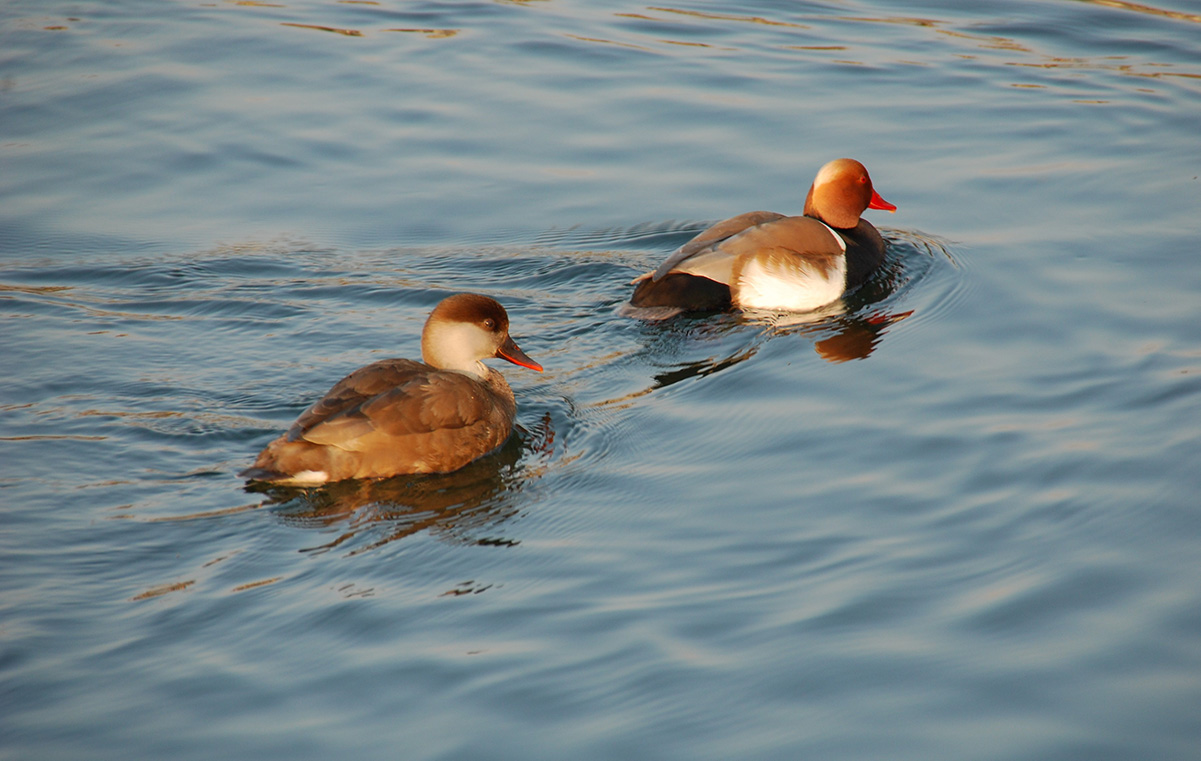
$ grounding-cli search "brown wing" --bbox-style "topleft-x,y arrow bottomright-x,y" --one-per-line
712,215 -> 845,261
355,372 -> 497,438
651,211 -> 786,282
285,359 -> 496,451
286,359 -> 424,441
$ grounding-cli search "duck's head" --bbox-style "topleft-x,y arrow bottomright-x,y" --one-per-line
803,158 -> 896,229
421,293 -> 543,378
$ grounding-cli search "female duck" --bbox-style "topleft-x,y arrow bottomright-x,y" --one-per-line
241,293 -> 542,485
628,158 -> 896,315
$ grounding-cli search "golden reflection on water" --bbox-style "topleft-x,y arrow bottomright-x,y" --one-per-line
598,4 -> 1201,93
226,0 -> 1201,91
1072,0 -> 1201,24
660,39 -> 721,49
842,15 -> 940,28
563,33 -> 650,51
384,28 -> 459,39
230,576 -> 283,592
1008,58 -> 1201,81
643,7 -> 808,29
280,22 -> 363,37
131,579 -> 195,601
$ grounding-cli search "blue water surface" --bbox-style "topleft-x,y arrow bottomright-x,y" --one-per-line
2,0 -> 1200,759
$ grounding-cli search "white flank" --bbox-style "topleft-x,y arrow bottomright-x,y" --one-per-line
288,470 -> 330,485
736,255 -> 847,312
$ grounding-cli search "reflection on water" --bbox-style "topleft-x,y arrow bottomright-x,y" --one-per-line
1074,0 -> 1201,24
280,22 -> 364,37
643,306 -> 912,394
600,3 -> 1201,90
384,28 -> 460,39
209,0 -> 1201,94
626,6 -> 809,28
649,343 -> 758,390
248,416 -> 555,555
813,310 -> 912,363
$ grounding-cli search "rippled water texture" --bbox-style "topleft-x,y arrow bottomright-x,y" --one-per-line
2,1 -> 1200,759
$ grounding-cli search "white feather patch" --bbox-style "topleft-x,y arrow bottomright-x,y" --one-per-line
287,470 -> 330,485
735,254 -> 847,312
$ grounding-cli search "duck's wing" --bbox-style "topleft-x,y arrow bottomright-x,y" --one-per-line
286,359 -> 423,440
287,359 -> 496,451
648,211 -> 786,283
714,215 -> 846,261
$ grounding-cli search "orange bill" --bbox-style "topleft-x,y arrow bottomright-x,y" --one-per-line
496,335 -> 543,372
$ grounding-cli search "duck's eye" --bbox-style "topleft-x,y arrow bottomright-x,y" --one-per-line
483,318 -> 496,330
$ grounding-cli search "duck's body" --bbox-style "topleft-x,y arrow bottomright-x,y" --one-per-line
241,294 -> 542,486
628,159 -> 895,315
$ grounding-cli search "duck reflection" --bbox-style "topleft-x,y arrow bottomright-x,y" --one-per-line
246,415 -> 554,555
812,310 -> 912,363
644,306 -> 910,392
752,299 -> 913,363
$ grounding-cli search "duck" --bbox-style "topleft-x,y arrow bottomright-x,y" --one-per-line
627,158 -> 896,315
240,293 -> 543,486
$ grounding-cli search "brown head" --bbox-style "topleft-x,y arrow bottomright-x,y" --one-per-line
421,293 -> 543,377
802,158 -> 896,229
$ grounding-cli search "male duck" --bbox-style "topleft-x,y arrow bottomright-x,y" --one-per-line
628,158 -> 896,315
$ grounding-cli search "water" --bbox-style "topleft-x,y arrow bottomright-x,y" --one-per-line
3,0 -> 1200,759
